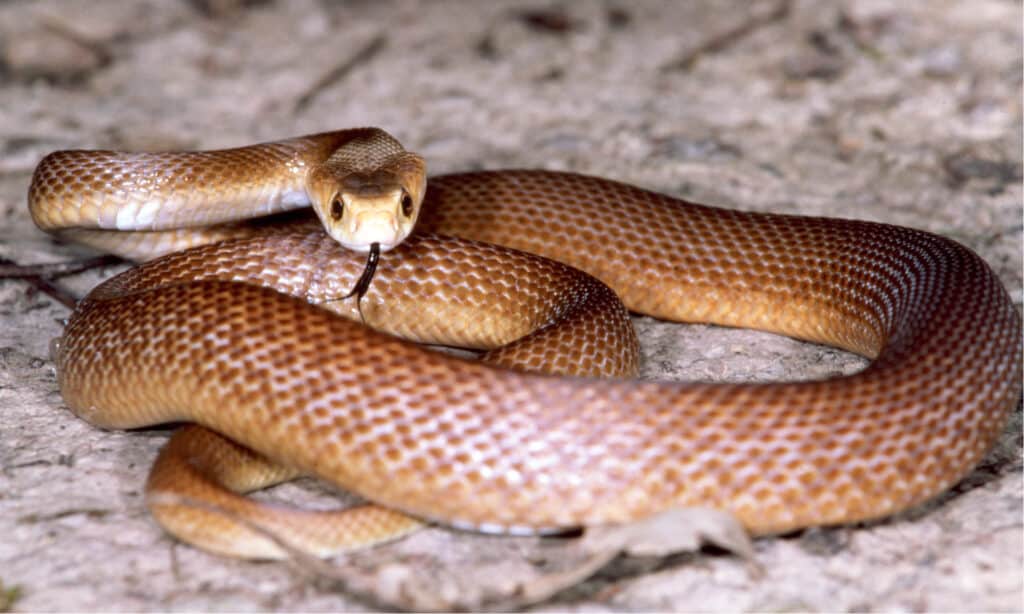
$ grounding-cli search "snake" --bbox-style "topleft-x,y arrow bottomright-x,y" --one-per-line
27,128 -> 1022,559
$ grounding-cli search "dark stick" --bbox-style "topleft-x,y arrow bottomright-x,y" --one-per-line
0,257 -> 81,310
0,254 -> 122,278
661,0 -> 791,71
292,34 -> 387,114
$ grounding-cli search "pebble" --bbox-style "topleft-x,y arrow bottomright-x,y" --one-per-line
2,28 -> 106,81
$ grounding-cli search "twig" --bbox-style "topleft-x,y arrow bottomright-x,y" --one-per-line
0,255 -> 120,310
662,0 -> 791,71
292,33 -> 388,114
0,259 -> 78,309
0,254 -> 121,278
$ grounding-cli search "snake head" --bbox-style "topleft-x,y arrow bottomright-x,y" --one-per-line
307,150 -> 426,253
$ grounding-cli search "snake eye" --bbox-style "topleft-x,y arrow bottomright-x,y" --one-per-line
330,197 -> 344,221
400,191 -> 414,218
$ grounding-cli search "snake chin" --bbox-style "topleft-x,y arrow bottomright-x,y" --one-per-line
334,234 -> 399,253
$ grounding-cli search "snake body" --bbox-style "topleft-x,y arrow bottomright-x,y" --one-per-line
29,130 -> 1022,557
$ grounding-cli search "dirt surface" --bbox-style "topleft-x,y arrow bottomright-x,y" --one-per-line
1,0 -> 1021,611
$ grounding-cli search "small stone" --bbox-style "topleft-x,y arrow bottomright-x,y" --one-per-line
2,29 -> 106,81
922,45 -> 963,78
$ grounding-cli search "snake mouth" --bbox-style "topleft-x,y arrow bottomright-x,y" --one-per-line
317,206 -> 406,252
337,237 -> 399,253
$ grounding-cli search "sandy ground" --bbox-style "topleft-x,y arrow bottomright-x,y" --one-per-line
0,0 -> 1021,611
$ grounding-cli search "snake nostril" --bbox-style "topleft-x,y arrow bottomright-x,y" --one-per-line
401,191 -> 414,218
330,197 -> 344,221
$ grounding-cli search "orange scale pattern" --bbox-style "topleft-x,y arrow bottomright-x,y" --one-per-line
32,136 -> 1022,558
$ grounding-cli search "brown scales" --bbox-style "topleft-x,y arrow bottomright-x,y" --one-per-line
29,132 -> 1022,559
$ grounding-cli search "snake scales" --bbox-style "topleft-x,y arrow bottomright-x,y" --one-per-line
28,128 -> 1022,558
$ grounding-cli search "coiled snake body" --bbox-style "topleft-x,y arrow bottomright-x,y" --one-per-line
28,129 -> 1022,558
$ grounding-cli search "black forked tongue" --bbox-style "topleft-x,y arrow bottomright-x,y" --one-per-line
340,242 -> 380,317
